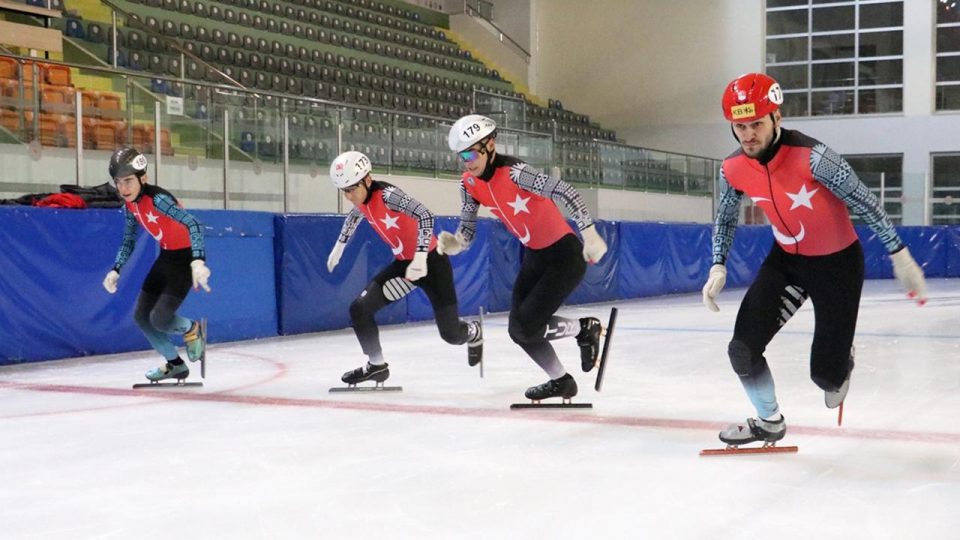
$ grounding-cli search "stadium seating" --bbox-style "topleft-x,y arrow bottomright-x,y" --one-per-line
16,0 -> 621,172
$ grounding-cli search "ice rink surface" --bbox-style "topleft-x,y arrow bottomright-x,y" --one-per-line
1,279 -> 958,539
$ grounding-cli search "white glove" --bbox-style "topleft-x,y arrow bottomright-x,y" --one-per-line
702,264 -> 727,312
437,231 -> 465,256
891,247 -> 927,306
102,270 -> 119,294
405,251 -> 428,281
581,224 -> 607,264
190,260 -> 212,292
327,241 -> 346,273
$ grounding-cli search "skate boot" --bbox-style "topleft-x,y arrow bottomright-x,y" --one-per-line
718,416 -> 786,447
826,347 -> 854,409
825,377 -> 850,409
576,317 -> 602,372
524,373 -> 578,401
145,361 -> 190,382
184,320 -> 206,363
467,319 -> 483,367
341,362 -> 390,386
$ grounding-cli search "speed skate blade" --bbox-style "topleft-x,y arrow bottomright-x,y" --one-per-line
329,386 -> 403,393
594,307 -> 618,392
132,382 -> 203,389
200,318 -> 207,379
510,402 -> 592,409
478,307 -> 484,379
699,445 -> 798,456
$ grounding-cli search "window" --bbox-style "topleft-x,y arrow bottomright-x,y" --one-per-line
844,154 -> 903,224
936,0 -> 960,110
931,153 -> 960,224
766,1 -> 904,116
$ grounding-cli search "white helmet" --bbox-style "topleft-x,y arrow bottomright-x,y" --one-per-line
329,150 -> 372,189
447,114 -> 497,152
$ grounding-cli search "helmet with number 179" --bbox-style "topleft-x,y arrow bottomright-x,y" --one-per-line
721,73 -> 783,123
447,114 -> 497,152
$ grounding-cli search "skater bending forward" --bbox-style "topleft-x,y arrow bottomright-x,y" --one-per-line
325,151 -> 482,386
703,73 -> 927,447
102,147 -> 211,383
443,115 -> 609,402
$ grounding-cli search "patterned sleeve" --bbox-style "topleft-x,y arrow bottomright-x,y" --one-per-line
454,181 -> 481,249
112,207 -> 138,272
809,143 -> 903,253
336,207 -> 364,244
508,162 -> 594,231
153,193 -> 206,260
382,185 -> 434,252
711,166 -> 743,265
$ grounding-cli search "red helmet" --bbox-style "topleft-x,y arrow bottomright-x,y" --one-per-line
722,73 -> 784,123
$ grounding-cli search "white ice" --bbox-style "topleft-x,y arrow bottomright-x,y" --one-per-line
1,279 -> 958,540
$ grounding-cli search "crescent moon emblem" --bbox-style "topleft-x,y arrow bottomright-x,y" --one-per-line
772,222 -> 805,245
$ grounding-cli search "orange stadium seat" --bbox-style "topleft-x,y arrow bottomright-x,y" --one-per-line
132,124 -> 173,156
0,109 -> 21,132
0,57 -> 16,80
96,92 -> 122,119
24,111 -> 75,147
42,64 -> 72,86
40,85 -> 75,114
80,90 -> 102,117
83,117 -> 127,149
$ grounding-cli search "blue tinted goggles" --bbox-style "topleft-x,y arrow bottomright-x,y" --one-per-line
457,149 -> 481,163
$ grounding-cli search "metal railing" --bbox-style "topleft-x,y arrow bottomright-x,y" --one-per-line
0,48 -> 721,203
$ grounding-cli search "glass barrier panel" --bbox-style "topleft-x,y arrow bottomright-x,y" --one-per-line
1,47 -> 723,214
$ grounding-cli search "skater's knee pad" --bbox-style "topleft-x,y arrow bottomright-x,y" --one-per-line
507,319 -> 539,345
133,309 -> 151,329
349,297 -> 371,322
728,339 -> 756,376
148,308 -> 176,332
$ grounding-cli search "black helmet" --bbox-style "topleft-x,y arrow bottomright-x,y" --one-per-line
109,147 -> 148,180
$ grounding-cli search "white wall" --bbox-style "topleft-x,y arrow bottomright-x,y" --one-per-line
488,0 -> 532,53
531,0 -> 762,159
0,144 -> 711,221
527,0 -> 960,225
0,145 -> 338,213
0,143 -> 710,222
449,12 -> 532,90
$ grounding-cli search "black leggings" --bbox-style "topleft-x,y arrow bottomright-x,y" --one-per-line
350,250 -> 468,358
508,234 -> 586,363
134,249 -> 194,361
732,241 -> 863,391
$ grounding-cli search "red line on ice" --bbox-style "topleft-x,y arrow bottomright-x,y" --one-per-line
1,379 -> 958,445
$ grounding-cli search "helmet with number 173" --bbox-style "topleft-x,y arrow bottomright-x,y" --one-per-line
722,73 -> 783,123
329,151 -> 372,189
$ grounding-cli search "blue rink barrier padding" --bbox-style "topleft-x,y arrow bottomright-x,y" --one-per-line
276,214 -> 423,334
186,210 -> 278,343
2,204 -> 958,364
408,217 -> 511,321
857,225 -> 953,279
275,215 -> 515,335
568,219 -> 620,304
274,214 -> 393,335
0,207 -> 276,365
949,227 -> 960,276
